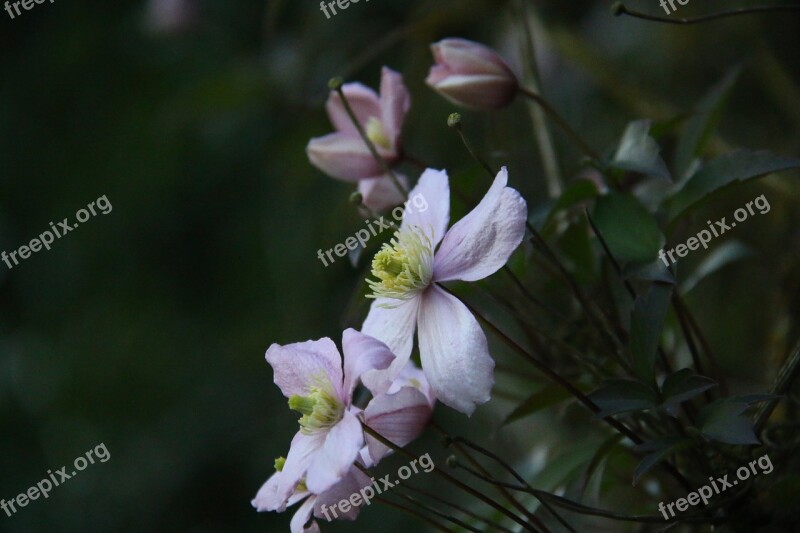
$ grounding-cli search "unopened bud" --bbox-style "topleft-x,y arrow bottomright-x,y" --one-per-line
349,191 -> 364,206
447,113 -> 462,129
328,77 -> 344,91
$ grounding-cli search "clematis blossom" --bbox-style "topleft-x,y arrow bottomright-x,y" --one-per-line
357,172 -> 409,213
362,167 -> 527,415
306,67 -> 410,185
253,331 -> 435,531
253,463 -> 372,533
426,38 -> 519,110
254,329 -> 395,510
363,361 -> 436,465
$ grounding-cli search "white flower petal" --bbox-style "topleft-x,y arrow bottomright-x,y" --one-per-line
401,168 -> 450,248
433,167 -> 527,282
305,410 -> 364,494
418,285 -> 494,415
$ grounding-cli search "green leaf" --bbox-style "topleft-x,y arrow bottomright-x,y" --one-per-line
703,417 -> 760,446
611,120 -> 671,180
502,385 -> 574,426
630,282 -> 673,383
698,401 -> 760,445
622,257 -> 676,284
681,241 -> 754,293
674,67 -> 742,178
589,379 -> 658,418
632,437 -> 693,486
660,369 -> 716,407
593,193 -> 665,263
667,150 -> 800,221
558,218 -> 597,284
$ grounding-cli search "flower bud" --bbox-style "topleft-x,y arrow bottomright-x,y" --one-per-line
426,38 -> 519,110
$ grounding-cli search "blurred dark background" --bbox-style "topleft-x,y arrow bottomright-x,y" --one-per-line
1,0 -> 798,530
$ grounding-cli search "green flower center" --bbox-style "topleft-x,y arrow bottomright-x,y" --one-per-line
366,117 -> 392,151
288,379 -> 344,435
367,226 -> 434,303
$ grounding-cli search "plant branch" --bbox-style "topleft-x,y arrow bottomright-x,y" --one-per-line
612,2 -> 800,25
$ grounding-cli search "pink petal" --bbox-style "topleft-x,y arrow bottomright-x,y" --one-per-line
364,387 -> 433,464
266,338 -> 344,401
252,432 -> 324,512
388,361 -> 436,407
306,133 -> 389,182
314,467 -> 373,521
341,329 -> 396,402
400,168 -> 450,248
429,74 -> 519,110
431,38 -> 516,78
358,174 -> 408,213
326,82 -> 382,138
290,496 -> 320,533
360,297 -> 421,394
425,64 -> 452,86
378,67 -> 411,149
306,410 -> 365,494
433,167 -> 527,282
418,285 -> 494,415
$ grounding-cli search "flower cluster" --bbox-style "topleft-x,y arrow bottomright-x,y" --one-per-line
255,38 -> 527,531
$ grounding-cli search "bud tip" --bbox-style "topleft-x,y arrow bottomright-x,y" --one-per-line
328,77 -> 344,91
447,113 -> 462,129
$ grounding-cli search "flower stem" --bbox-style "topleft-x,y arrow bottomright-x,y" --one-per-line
515,0 -> 563,197
361,422 -> 540,532
432,422 -> 550,532
518,87 -> 600,161
612,2 -> 800,25
448,112 -> 496,180
441,431 -> 575,532
330,77 -> 408,198
438,283 -> 696,493
402,484 -> 517,533
755,338 -> 800,434
392,491 -> 482,532
372,495 -> 453,532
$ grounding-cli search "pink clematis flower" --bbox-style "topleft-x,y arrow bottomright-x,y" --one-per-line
362,167 -> 528,415
307,67 -> 411,183
253,331 -> 435,530
426,38 -> 519,110
255,329 -> 395,509
253,464 -> 372,533
358,172 -> 409,213
363,361 -> 436,465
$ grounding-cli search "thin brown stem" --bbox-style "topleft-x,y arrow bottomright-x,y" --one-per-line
518,87 -> 600,160
432,423 -> 549,532
612,2 -> 800,25
373,496 -> 453,532
331,79 -> 408,198
361,423 -> 539,532
403,484 -> 517,533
